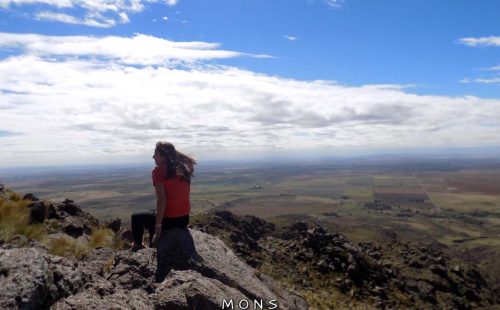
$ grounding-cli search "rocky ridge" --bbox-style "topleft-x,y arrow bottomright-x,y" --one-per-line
193,211 -> 500,309
0,187 -> 307,310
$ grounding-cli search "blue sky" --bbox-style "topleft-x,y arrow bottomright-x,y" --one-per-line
0,0 -> 500,166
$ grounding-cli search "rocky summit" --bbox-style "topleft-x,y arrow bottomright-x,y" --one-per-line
0,232 -> 306,310
0,188 -> 306,310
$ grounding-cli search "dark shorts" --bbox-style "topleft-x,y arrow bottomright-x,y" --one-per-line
131,212 -> 189,245
161,215 -> 190,230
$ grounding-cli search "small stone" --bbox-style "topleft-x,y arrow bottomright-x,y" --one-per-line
409,259 -> 423,269
429,264 -> 447,277
23,193 -> 40,201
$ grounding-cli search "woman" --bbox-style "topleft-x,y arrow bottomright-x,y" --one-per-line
131,142 -> 196,251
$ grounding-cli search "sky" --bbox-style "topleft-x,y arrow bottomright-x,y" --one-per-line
0,0 -> 500,167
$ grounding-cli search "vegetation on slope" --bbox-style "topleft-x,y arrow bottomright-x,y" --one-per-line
0,186 -> 123,259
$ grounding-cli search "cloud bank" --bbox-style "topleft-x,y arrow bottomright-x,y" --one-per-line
0,33 -> 270,65
1,32 -> 500,165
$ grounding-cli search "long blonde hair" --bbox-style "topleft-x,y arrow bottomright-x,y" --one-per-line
155,142 -> 196,184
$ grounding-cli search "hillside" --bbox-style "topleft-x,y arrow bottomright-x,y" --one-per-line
192,211 -> 499,309
1,183 -> 499,309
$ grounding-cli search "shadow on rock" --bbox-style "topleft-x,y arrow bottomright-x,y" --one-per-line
156,227 -> 201,283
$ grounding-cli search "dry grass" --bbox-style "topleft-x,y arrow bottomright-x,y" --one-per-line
46,235 -> 89,259
45,227 -> 125,259
258,261 -> 374,310
301,289 -> 373,310
90,227 -> 126,251
1,189 -> 125,260
89,228 -> 114,248
0,196 -> 46,242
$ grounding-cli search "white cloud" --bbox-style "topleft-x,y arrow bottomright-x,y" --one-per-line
0,0 -> 180,27
0,32 -> 270,65
284,35 -> 298,41
162,16 -> 168,21
324,0 -> 344,8
485,65 -> 500,71
119,12 -> 129,23
35,11 -> 117,28
305,0 -> 344,8
0,0 -> 73,8
164,0 -> 177,6
459,36 -> 500,47
460,77 -> 500,84
1,32 -> 500,166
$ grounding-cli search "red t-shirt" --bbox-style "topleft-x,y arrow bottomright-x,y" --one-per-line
152,165 -> 190,218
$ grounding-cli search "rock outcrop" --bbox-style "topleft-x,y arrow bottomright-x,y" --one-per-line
0,230 -> 306,309
0,189 -> 307,309
194,211 -> 500,309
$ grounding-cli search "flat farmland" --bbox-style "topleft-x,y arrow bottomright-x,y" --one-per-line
444,170 -> 500,195
221,194 -> 340,218
427,192 -> 500,214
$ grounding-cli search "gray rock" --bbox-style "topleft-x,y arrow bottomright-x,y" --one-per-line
429,264 -> 447,277
105,218 -> 121,233
189,229 -> 278,303
258,273 -> 309,310
10,234 -> 29,247
0,248 -> 50,310
60,216 -> 87,238
43,254 -> 94,305
1,228 -> 307,310
118,228 -> 133,243
27,201 -> 46,224
23,193 -> 40,201
81,248 -> 115,276
51,288 -> 153,310
153,270 -> 248,310
417,281 -> 435,301
108,248 -> 157,292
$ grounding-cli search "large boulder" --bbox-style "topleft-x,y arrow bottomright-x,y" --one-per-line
189,229 -> 277,302
153,270 -> 249,310
60,216 -> 87,238
107,248 -> 157,292
27,201 -> 46,224
0,248 -> 50,309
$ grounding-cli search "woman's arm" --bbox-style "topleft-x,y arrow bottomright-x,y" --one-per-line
153,183 -> 166,243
